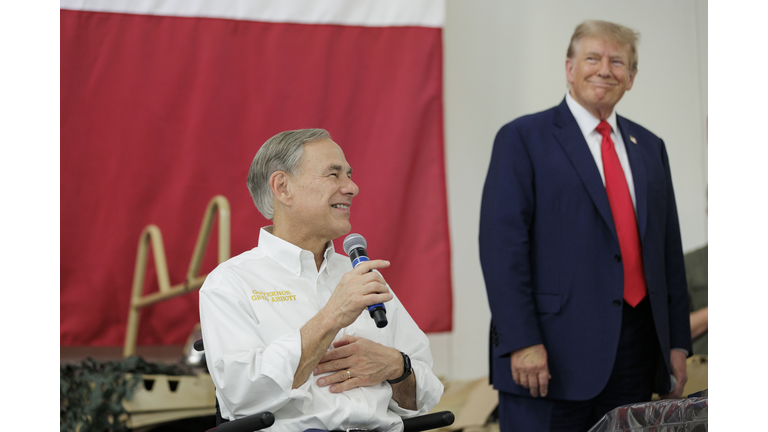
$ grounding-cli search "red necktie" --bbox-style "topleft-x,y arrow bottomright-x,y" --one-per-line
596,121 -> 647,307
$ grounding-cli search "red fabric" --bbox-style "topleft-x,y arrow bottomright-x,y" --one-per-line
597,121 -> 647,307
61,10 -> 451,346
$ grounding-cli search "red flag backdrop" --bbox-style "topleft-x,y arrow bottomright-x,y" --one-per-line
60,2 -> 452,346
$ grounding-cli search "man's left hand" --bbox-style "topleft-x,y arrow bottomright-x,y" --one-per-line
660,349 -> 688,399
314,335 -> 403,393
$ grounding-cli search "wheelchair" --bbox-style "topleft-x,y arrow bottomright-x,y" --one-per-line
194,340 -> 455,432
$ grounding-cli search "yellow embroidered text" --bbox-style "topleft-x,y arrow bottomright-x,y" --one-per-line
252,290 -> 297,302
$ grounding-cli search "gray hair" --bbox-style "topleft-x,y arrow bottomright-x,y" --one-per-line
246,128 -> 331,219
567,20 -> 640,73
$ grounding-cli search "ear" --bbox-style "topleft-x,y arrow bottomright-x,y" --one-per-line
626,70 -> 637,91
565,57 -> 576,86
270,171 -> 292,206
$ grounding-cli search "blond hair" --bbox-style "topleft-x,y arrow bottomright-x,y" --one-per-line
567,20 -> 640,73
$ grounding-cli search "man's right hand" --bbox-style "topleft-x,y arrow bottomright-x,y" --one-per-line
294,259 -> 393,389
511,344 -> 551,397
324,259 -> 393,330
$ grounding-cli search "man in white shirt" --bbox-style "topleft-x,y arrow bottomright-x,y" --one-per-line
199,129 -> 443,431
479,20 -> 691,431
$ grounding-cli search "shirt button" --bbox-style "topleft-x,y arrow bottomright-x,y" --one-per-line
356,397 -> 363,403
613,300 -> 622,308
614,254 -> 622,263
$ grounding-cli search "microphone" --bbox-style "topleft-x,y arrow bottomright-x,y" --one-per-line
343,233 -> 388,328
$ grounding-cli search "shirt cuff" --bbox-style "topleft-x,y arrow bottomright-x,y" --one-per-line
672,348 -> 689,357
387,360 -> 443,417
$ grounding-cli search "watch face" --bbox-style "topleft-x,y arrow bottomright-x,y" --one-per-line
403,353 -> 412,375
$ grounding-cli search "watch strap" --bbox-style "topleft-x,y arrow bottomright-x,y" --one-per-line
387,352 -> 412,384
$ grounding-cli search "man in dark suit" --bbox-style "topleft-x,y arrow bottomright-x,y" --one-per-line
479,20 -> 692,431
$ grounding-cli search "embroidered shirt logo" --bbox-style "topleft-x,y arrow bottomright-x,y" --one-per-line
252,290 -> 297,302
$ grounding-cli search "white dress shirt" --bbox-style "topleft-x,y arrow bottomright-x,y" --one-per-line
199,227 -> 443,432
565,92 -> 637,211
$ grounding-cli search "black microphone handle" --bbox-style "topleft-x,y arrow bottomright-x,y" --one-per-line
371,307 -> 388,328
349,246 -> 388,328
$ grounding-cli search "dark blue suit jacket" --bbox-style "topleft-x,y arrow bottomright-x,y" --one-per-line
479,99 -> 692,400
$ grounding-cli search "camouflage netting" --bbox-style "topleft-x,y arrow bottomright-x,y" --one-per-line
60,356 -> 196,432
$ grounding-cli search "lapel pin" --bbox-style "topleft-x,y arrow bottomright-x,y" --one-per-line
629,135 -> 637,144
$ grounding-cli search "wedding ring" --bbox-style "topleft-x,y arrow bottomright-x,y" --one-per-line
346,370 -> 352,380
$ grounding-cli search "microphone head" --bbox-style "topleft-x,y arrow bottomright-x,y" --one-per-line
343,233 -> 367,255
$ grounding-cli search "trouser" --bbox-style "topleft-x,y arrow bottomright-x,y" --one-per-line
498,298 -> 660,432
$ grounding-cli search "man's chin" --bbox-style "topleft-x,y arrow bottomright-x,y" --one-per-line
584,95 -> 619,111
332,224 -> 353,240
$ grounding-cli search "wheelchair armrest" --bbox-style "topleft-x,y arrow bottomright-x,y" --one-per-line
207,409 -> 452,431
402,411 -> 455,432
208,411 -> 275,432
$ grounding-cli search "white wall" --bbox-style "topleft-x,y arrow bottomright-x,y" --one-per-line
428,0 -> 708,381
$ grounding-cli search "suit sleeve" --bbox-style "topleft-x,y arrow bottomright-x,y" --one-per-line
659,140 -> 693,354
479,123 -> 544,357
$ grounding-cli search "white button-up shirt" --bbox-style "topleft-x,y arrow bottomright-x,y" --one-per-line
565,91 -> 638,211
199,227 -> 443,431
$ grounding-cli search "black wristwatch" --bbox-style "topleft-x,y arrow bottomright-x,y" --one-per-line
387,352 -> 412,384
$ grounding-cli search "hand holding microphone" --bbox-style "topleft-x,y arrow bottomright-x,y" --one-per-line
324,235 -> 391,331
343,233 -> 388,328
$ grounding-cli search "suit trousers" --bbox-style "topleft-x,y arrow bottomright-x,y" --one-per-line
498,298 -> 659,432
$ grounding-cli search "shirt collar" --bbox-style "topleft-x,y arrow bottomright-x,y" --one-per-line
565,91 -> 619,136
258,226 -> 336,276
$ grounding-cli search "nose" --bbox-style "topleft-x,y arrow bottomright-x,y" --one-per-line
341,176 -> 359,197
597,57 -> 612,77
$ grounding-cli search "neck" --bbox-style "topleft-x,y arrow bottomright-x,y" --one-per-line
271,223 -> 328,271
590,107 -> 612,121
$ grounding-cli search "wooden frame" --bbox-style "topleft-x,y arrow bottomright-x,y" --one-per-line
123,195 -> 231,357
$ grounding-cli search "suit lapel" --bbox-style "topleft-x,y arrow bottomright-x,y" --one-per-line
617,115 -> 648,240
552,100 -> 618,239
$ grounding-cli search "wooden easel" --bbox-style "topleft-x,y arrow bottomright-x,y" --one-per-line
123,195 -> 231,358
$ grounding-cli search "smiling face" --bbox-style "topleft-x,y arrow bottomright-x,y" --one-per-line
566,36 -> 636,119
286,139 -> 359,246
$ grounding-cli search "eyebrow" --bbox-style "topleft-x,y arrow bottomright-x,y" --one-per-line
325,164 -> 353,175
585,50 -> 626,61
